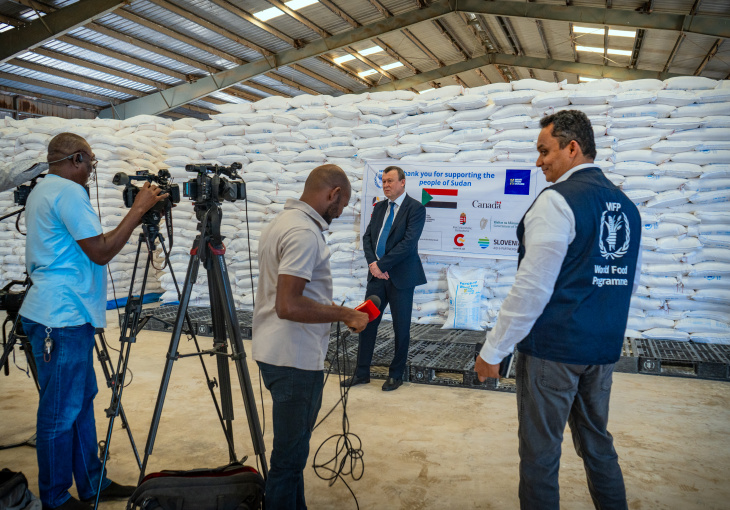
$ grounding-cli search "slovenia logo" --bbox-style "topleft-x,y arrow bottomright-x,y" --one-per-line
478,237 -> 490,249
599,208 -> 630,260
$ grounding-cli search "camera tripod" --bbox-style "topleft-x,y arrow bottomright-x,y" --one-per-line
94,219 -> 246,508
138,196 -> 268,481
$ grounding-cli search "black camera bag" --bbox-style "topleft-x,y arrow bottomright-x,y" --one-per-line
126,462 -> 264,510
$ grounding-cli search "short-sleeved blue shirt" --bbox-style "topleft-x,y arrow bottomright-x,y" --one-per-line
19,174 -> 107,328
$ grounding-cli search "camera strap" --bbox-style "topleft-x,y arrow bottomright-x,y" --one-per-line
164,203 -> 173,249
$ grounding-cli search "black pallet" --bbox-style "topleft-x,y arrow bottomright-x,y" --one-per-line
120,306 -> 254,339
615,338 -> 639,374
408,342 -> 516,393
632,339 -> 730,380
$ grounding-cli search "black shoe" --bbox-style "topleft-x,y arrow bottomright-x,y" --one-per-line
42,497 -> 89,510
382,377 -> 402,391
340,375 -> 370,387
81,481 -> 136,504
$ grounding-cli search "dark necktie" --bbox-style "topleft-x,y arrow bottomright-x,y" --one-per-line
376,202 -> 395,259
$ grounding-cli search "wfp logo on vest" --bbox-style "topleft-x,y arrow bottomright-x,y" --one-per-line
599,202 -> 631,260
504,169 -> 531,195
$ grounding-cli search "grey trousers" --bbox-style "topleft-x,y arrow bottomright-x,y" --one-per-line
516,353 -> 628,510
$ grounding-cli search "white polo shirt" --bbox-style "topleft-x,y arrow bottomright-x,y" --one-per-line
252,199 -> 333,371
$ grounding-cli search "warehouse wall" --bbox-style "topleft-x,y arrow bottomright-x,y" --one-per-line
0,76 -> 728,343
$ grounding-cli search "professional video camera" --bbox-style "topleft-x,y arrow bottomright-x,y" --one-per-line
183,163 -> 246,204
112,169 -> 180,225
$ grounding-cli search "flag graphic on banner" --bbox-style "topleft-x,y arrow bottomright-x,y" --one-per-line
421,188 -> 458,209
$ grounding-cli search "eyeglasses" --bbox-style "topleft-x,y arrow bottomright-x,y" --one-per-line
49,150 -> 98,171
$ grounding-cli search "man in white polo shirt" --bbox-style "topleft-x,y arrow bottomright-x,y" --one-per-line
252,164 -> 369,510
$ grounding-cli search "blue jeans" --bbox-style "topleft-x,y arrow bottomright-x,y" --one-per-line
516,353 -> 627,510
21,317 -> 111,508
257,361 -> 324,510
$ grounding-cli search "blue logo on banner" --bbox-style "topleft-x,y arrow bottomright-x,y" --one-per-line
504,169 -> 531,195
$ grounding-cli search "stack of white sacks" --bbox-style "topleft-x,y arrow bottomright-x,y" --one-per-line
0,116 -> 166,305
0,76 -> 728,345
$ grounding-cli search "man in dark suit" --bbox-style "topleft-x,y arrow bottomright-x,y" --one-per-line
342,165 -> 427,391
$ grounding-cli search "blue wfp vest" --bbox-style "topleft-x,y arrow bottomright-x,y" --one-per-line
515,168 -> 641,365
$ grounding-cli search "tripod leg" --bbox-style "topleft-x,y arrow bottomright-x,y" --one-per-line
94,236 -> 152,508
208,249 -> 268,478
139,238 -> 202,482
206,258 -> 237,463
94,330 -> 142,470
157,234 -> 234,451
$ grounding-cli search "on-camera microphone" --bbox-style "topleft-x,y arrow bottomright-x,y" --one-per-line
355,295 -> 381,322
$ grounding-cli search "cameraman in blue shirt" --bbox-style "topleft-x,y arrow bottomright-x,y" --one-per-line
19,132 -> 166,510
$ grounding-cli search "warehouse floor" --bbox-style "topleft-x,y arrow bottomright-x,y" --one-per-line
1,309 -> 729,510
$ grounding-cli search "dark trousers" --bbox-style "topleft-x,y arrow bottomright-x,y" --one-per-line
355,277 -> 415,380
257,361 -> 324,510
21,318 -> 112,508
516,353 -> 627,510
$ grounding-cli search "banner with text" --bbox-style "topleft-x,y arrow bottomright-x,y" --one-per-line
360,160 -> 549,260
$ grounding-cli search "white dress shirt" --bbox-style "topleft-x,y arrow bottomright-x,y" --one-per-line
375,191 -> 407,260
479,164 -> 642,364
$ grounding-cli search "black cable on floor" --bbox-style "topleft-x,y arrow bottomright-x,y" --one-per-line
312,322 -> 363,510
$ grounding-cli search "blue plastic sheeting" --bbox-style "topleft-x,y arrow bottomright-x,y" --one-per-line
106,292 -> 163,310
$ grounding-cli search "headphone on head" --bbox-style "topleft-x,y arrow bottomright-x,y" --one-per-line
74,153 -> 83,164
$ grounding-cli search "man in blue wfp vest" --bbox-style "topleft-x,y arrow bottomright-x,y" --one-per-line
475,110 -> 641,509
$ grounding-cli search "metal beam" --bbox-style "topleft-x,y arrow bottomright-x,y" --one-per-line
100,0 -> 730,118
344,47 -> 397,82
475,68 -> 490,84
241,80 -> 290,98
366,0 -> 393,19
662,33 -> 685,73
695,39 -> 722,75
459,0 -> 730,38
369,53 -> 684,92
432,19 -> 470,60
145,0 -> 274,56
372,37 -> 419,74
317,56 -> 373,88
288,64 -> 351,93
402,28 -> 445,67
267,0 -> 329,38
0,0 -> 125,63
205,0 -> 298,48
265,72 -> 319,95
318,0 -> 359,28
629,29 -> 646,69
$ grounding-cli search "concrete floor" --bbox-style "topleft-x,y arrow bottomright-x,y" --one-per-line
2,308 -> 730,509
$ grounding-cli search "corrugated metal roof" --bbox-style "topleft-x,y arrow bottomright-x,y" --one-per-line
0,79 -> 108,107
17,52 -> 156,93
42,39 -> 181,85
1,0 -> 729,119
0,62 -> 133,100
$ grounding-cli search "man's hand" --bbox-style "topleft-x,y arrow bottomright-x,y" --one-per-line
474,355 -> 501,382
345,309 -> 369,333
131,181 -> 168,221
369,261 -> 389,279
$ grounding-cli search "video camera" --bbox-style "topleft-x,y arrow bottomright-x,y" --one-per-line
183,163 -> 246,204
113,169 -> 180,225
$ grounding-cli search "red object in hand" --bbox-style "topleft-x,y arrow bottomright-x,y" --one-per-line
355,295 -> 381,322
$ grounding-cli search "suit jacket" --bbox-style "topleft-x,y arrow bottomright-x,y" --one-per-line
362,193 -> 427,289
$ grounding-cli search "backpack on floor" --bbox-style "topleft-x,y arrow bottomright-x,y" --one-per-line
0,469 -> 41,510
126,462 -> 264,510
